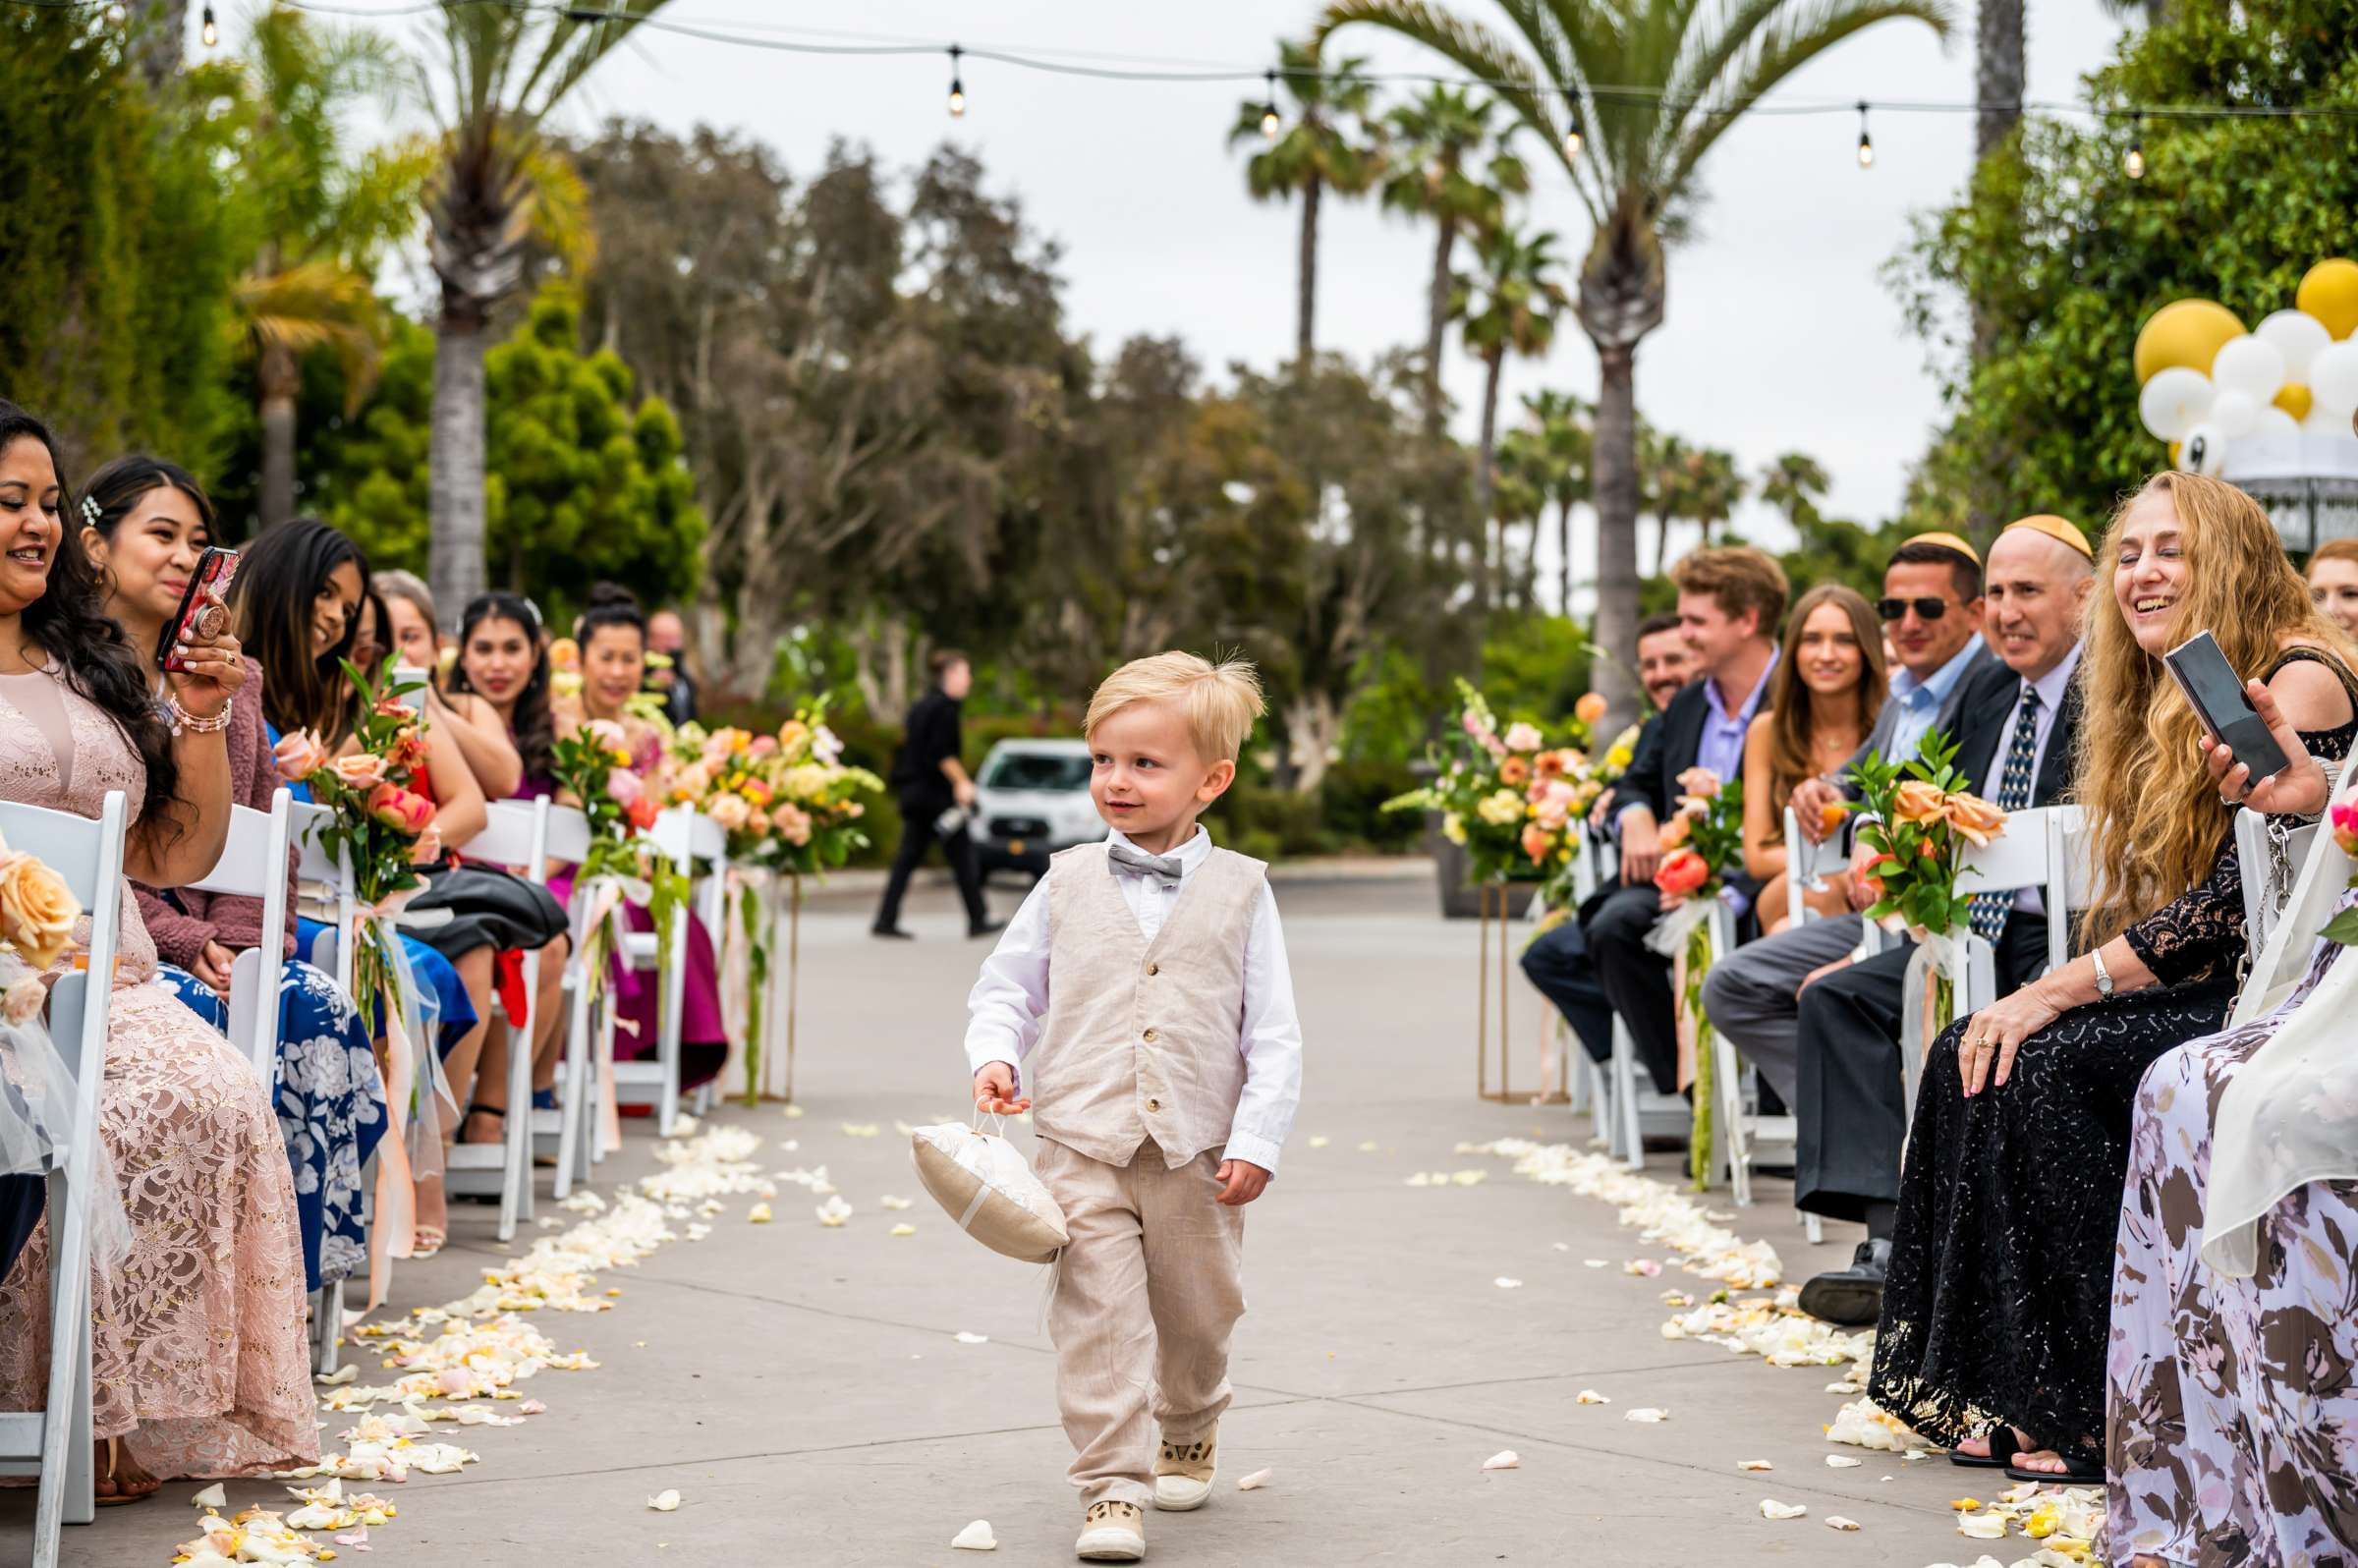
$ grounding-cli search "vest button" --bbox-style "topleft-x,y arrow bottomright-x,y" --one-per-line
1142,1028 -> 1159,1042
1146,962 -> 1159,977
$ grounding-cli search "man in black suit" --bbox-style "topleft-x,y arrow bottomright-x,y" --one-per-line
873,650 -> 1001,940
1795,516 -> 2096,1323
1583,547 -> 1788,1095
1521,613 -> 1696,1064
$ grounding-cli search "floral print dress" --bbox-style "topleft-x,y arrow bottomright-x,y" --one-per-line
2106,888 -> 2358,1567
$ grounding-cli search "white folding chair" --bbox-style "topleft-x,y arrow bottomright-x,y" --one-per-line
1898,805 -> 2083,1124
441,798 -> 552,1242
289,800 -> 361,1372
182,790 -> 294,1089
615,807 -> 725,1137
2234,807 -> 2318,975
0,793 -> 128,1568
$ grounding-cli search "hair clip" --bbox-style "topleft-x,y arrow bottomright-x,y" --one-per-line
80,495 -> 101,527
522,596 -> 544,628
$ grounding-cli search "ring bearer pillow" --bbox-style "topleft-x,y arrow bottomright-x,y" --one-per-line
911,1120 -> 1069,1264
2204,769 -> 2358,1277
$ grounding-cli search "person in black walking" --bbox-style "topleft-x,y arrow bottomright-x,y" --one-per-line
874,649 -> 1001,939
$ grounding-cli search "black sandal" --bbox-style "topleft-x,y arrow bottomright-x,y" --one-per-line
1949,1429 -> 2022,1469
457,1102 -> 505,1143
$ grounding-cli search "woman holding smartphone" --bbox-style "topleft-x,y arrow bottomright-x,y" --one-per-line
78,457 -> 390,1298
1740,583 -> 1884,933
1868,473 -> 2358,1486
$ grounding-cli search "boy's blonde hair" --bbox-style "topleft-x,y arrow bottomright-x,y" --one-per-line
1085,651 -> 1265,763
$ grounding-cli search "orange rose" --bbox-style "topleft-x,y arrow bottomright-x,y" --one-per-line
365,783 -> 435,836
1575,692 -> 1609,726
547,637 -> 581,671
1654,847 -> 1711,899
1892,779 -> 1945,826
0,852 -> 81,972
1857,851 -> 1897,903
626,797 -> 661,832
1943,792 -> 2006,848
1498,756 -> 1531,787
1521,822 -> 1551,864
1657,811 -> 1693,849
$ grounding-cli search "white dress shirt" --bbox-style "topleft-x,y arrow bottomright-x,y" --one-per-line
965,825 -> 1303,1173
1995,641 -> 2082,915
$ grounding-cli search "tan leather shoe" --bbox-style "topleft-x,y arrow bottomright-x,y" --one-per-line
1076,1498 -> 1147,1560
1153,1426 -> 1217,1511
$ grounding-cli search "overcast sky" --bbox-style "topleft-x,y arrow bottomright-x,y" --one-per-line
296,0 -> 2131,602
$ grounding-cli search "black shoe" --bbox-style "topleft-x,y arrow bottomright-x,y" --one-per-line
1797,1239 -> 1890,1326
871,925 -> 917,940
968,919 -> 1007,939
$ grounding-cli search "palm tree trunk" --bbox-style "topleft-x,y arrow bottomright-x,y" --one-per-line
1473,347 -> 1504,611
1422,214 -> 1457,434
125,0 -> 185,92
1974,0 -> 2026,161
1296,174 -> 1321,368
1556,495 -> 1574,618
257,339 -> 300,532
1591,342 -> 1642,727
429,304 -> 493,619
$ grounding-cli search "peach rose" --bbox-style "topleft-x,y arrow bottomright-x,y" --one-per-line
777,719 -> 811,755
330,752 -> 387,791
1498,756 -> 1531,787
365,783 -> 435,836
0,854 -> 82,972
1575,692 -> 1609,726
1503,721 -> 1544,755
2,976 -> 45,1025
1657,811 -> 1693,850
707,793 -> 752,831
409,822 -> 444,867
1892,778 -> 1946,827
547,637 -> 581,670
1653,847 -> 1711,899
273,729 -> 328,783
1675,766 -> 1722,800
750,735 -> 780,758
1943,792 -> 2006,849
771,803 -> 813,846
588,718 -> 628,753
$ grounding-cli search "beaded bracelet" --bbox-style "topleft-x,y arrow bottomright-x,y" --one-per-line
165,693 -> 232,738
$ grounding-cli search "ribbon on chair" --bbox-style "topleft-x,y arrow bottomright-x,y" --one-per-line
1645,896 -> 1719,1092
565,871 -> 647,1157
358,896 -> 453,1311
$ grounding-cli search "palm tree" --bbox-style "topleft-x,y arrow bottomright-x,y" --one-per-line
1455,224 -> 1569,609
235,264 -> 384,530
1976,0 -> 2024,159
1378,84 -> 1530,432
1683,444 -> 1746,549
1641,426 -> 1694,578
1759,451 -> 1830,530
1496,389 -> 1590,613
1319,0 -> 1953,726
1229,38 -> 1384,367
416,0 -> 670,614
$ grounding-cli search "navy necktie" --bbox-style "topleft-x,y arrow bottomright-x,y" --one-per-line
1968,685 -> 2042,942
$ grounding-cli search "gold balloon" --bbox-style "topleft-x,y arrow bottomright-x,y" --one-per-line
2297,259 -> 2358,340
2168,440 -> 2182,468
2133,300 -> 2248,384
2275,384 -> 2314,421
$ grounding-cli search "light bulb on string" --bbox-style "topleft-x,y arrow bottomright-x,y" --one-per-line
2123,112 -> 2146,179
200,3 -> 217,46
1855,101 -> 1874,169
947,43 -> 966,118
1562,99 -> 1583,159
1262,69 -> 1280,141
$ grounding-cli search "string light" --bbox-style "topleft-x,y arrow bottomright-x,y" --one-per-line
946,42 -> 965,117
1855,100 -> 1874,169
1562,98 -> 1583,159
2124,111 -> 2146,179
1261,68 -> 1279,140
198,1 -> 214,44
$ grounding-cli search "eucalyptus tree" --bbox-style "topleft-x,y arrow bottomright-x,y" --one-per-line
1319,0 -> 1953,724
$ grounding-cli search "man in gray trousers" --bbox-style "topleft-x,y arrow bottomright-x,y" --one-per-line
1696,533 -> 1992,1108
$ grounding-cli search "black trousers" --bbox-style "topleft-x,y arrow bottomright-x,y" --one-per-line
873,791 -> 988,931
0,1173 -> 39,1287
1519,916 -> 1614,1068
1585,883 -> 1683,1096
1794,914 -> 2050,1222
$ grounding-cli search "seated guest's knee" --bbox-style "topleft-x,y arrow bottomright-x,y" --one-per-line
1589,888 -> 1657,955
1520,921 -> 1582,984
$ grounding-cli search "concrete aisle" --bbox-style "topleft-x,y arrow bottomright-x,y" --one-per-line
7,867 -> 1982,1568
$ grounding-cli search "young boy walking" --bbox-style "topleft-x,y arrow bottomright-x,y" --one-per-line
966,651 -> 1303,1562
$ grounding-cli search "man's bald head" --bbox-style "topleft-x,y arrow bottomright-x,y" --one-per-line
1984,527 -> 2094,681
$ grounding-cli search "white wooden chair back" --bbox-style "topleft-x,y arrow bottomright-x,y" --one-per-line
0,793 -> 129,1567
2234,808 -> 2316,976
183,790 -> 294,1087
291,800 -> 358,993
442,798 -> 556,1242
611,807 -> 727,1136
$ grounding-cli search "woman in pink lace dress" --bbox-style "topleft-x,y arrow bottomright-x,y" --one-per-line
0,406 -> 315,1498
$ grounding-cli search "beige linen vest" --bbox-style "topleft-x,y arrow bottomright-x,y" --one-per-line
1030,839 -> 1266,1169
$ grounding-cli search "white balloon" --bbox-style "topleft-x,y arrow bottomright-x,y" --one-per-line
2178,423 -> 2229,476
2302,405 -> 2353,440
2138,366 -> 2216,442
2257,309 -> 2333,380
2248,408 -> 2302,445
2212,335 -> 2287,402
2313,340 -> 2358,419
2210,389 -> 2261,439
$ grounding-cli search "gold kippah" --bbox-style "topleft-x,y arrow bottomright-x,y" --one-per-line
1907,531 -> 1982,567
2001,513 -> 2094,559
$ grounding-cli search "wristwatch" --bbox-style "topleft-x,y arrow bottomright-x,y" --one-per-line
2090,945 -> 2114,998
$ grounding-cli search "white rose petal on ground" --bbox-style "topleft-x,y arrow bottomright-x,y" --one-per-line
880,1196 -> 914,1210
190,1483 -> 227,1508
1956,1511 -> 2009,1539
955,1331 -> 989,1345
1236,1469 -> 1272,1490
950,1519 -> 996,1550
1825,1455 -> 1863,1468
1575,1390 -> 1610,1405
1308,1136 -> 1330,1148
1493,1277 -> 1523,1289
747,1202 -> 772,1223
1624,1408 -> 1668,1423
648,1489 -> 681,1512
1481,1450 -> 1519,1471
1738,1460 -> 1773,1471
315,1365 -> 358,1386
1758,1499 -> 1808,1520
890,1223 -> 917,1237
784,1103 -> 805,1117
1356,1141 -> 1378,1152
814,1195 -> 852,1227
1825,1515 -> 1861,1531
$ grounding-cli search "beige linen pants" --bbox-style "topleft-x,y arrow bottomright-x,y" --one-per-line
1036,1137 -> 1247,1508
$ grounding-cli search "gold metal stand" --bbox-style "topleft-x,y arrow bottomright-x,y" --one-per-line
1475,881 -> 1572,1103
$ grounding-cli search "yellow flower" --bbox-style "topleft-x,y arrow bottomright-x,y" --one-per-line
1477,789 -> 1525,827
0,850 -> 81,971
1441,812 -> 1467,845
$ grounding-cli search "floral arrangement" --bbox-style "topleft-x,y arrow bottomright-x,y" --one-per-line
1386,679 -> 1592,887
273,665 -> 437,1034
1844,730 -> 2005,1034
548,716 -> 681,1024
0,829 -> 81,1024
2324,799 -> 2358,946
1644,767 -> 1748,1190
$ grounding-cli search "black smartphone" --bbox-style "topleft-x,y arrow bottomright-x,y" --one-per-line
159,547 -> 239,673
2164,630 -> 2290,781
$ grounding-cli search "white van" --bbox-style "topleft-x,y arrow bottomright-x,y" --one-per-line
972,738 -> 1105,879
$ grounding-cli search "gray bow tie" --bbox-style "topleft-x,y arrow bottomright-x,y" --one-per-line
1107,840 -> 1184,887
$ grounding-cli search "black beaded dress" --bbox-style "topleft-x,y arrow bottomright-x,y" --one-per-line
1867,647 -> 2358,1462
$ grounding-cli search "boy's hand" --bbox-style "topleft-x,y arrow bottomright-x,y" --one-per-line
1213,1159 -> 1270,1206
973,1062 -> 1031,1116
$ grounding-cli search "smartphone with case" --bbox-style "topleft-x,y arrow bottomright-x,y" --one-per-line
158,547 -> 239,673
2163,630 -> 2290,781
